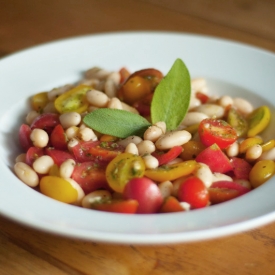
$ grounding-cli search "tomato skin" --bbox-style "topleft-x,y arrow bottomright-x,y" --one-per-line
91,199 -> 139,214
50,124 -> 67,150
196,143 -> 232,173
132,93 -> 153,116
230,157 -> 252,180
25,147 -> 44,166
181,140 -> 206,161
195,92 -> 209,103
177,177 -> 209,209
119,67 -> 131,84
198,118 -> 237,149
30,113 -> 60,134
19,124 -> 33,151
208,181 -> 250,204
159,196 -> 184,213
71,161 -> 109,194
45,148 -> 75,166
152,146 -> 182,166
123,177 -> 163,214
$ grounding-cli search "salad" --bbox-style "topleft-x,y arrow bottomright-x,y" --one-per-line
14,59 -> 275,214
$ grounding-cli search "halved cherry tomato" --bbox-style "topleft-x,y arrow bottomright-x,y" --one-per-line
196,143 -> 232,173
177,177 -> 209,209
144,160 -> 197,182
208,181 -> 250,204
19,124 -> 33,151
30,113 -> 60,134
119,67 -> 131,84
71,161 -> 109,194
230,157 -> 252,180
227,108 -> 248,137
239,137 -> 263,154
152,146 -> 182,166
195,92 -> 209,104
54,85 -> 91,114
91,199 -> 139,214
50,124 -> 67,150
181,140 -> 206,161
159,196 -> 184,213
45,148 -> 75,166
106,153 -> 145,193
25,147 -> 44,166
132,93 -> 153,116
198,118 -> 237,149
31,92 -> 49,112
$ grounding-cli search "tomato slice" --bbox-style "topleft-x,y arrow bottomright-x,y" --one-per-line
30,113 -> 60,134
19,124 -> 33,151
230,157 -> 252,180
152,146 -> 182,166
208,181 -> 250,204
45,148 -> 75,166
159,196 -> 184,213
144,160 -> 197,182
91,199 -> 139,214
198,118 -> 237,149
227,108 -> 248,137
25,147 -> 44,166
71,161 -> 109,194
196,143 -> 232,173
50,124 -> 67,150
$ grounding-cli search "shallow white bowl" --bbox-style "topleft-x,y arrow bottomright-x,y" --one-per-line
1,32 -> 275,245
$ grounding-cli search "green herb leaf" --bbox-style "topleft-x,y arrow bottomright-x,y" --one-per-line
151,58 -> 191,131
83,108 -> 151,138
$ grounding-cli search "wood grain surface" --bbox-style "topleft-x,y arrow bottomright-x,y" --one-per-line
1,0 -> 275,274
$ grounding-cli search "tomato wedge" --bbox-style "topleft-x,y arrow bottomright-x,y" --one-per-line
30,113 -> 60,134
152,146 -> 182,166
45,148 -> 75,166
25,147 -> 44,166
230,157 -> 252,180
159,196 -> 184,213
50,124 -> 67,150
19,124 -> 33,151
198,118 -> 237,149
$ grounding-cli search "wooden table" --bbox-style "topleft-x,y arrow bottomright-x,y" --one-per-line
1,1 -> 275,274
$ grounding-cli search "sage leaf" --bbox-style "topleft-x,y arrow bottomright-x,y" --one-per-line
83,108 -> 151,138
151,58 -> 191,131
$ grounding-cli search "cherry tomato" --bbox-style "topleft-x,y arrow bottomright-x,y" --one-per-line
123,177 -> 163,214
152,146 -> 182,166
50,124 -> 67,150
145,160 -> 197,182
19,124 -> 33,151
227,108 -> 248,137
54,85 -> 91,114
177,177 -> 209,209
132,93 -> 153,117
208,181 -> 250,204
159,196 -> 184,213
239,137 -> 263,154
118,67 -> 131,84
230,157 -> 252,180
195,92 -> 209,103
196,143 -> 232,173
25,147 -> 44,166
30,113 -> 60,134
106,153 -> 145,193
31,92 -> 49,112
45,148 -> 75,166
181,140 -> 206,161
91,199 -> 139,214
71,161 -> 109,194
198,118 -> 237,149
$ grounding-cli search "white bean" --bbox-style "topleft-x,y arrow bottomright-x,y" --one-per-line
121,102 -> 139,114
78,127 -> 97,141
33,155 -> 54,174
60,159 -> 76,178
195,163 -> 213,188
125,143 -> 139,155
226,141 -> 239,157
30,129 -> 49,148
154,121 -> 166,134
107,72 -> 121,86
14,162 -> 39,187
104,78 -> 118,98
85,67 -> 110,80
59,112 -> 81,129
15,153 -> 26,163
47,84 -> 72,101
179,202 -> 191,211
26,110 -> 40,125
68,138 -> 79,149
137,140 -> 156,156
155,130 -> 191,150
191,78 -> 208,95
107,97 -> 123,109
259,147 -> 275,160
188,96 -> 201,110
78,78 -> 100,88
65,126 -> 79,139
117,136 -> 142,147
43,102 -> 58,113
143,125 -> 163,142
218,95 -> 233,108
142,155 -> 159,169
82,190 -> 112,208
193,104 -> 225,118
246,144 -> 262,161
86,89 -> 109,107
158,181 -> 173,198
212,173 -> 233,183
233,97 -> 254,115
180,112 -> 209,127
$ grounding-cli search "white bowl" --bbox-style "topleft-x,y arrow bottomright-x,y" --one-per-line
1,32 -> 275,244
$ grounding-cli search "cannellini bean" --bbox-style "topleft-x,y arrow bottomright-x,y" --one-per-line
188,96 -> 201,110
107,71 -> 121,86
65,178 -> 85,204
68,138 -> 79,149
14,162 -> 39,187
43,102 -> 58,113
15,153 -> 26,163
121,102 -> 139,114
191,78 -> 208,94
167,158 -> 182,165
84,67 -> 110,80
233,97 -> 254,115
158,181 -> 173,198
65,126 -> 79,139
246,144 -> 262,161
143,125 -> 163,142
154,121 -> 166,134
26,110 -> 40,125
104,78 -> 118,98
195,163 -> 213,188
60,159 -> 76,178
137,140 -> 156,156
142,154 -> 159,169
88,105 -> 99,112
59,112 -> 81,129
218,95 -> 233,108
30,129 -> 49,148
226,141 -> 239,157
125,143 -> 139,155
212,173 -> 233,182
33,155 -> 54,174
179,202 -> 191,211
78,127 -> 98,141
107,97 -> 123,109
78,78 -> 100,88
47,84 -> 73,101
86,89 -> 109,107
82,190 -> 112,208
155,130 -> 191,150
259,147 -> 275,160
180,112 -> 209,127
193,104 -> 225,118
117,136 -> 142,147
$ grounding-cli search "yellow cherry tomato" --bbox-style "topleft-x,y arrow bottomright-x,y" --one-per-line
227,108 -> 248,137
54,85 -> 90,114
145,160 -> 198,182
181,141 -> 205,161
40,176 -> 78,203
239,137 -> 263,154
261,139 -> 275,152
31,92 -> 49,112
247,106 -> 271,137
48,164 -> 60,176
106,153 -> 145,193
249,160 -> 275,188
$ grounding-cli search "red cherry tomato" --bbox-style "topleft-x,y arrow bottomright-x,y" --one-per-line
25,147 -> 44,166
177,177 -> 209,209
71,161 -> 109,194
159,196 -> 184,213
30,113 -> 60,134
195,92 -> 209,103
123,177 -> 163,214
45,148 -> 75,166
208,181 -> 250,204
132,93 -> 153,117
152,146 -> 182,166
198,118 -> 237,149
230,157 -> 252,180
50,124 -> 67,150
196,143 -> 232,173
19,124 -> 33,151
